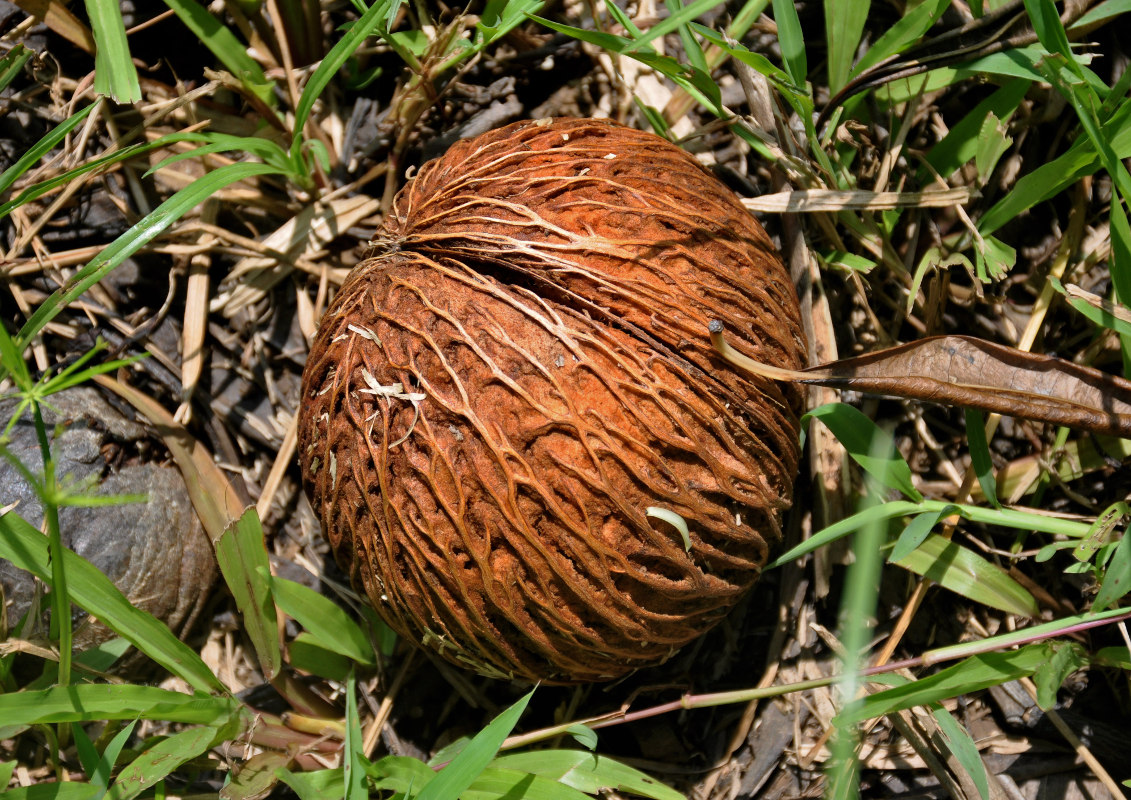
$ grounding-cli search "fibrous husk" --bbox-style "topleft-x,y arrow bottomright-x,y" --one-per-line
299,118 -> 805,682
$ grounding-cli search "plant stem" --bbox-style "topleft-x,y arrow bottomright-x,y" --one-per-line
31,400 -> 71,686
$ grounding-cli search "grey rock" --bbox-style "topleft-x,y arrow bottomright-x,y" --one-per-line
0,387 -> 217,670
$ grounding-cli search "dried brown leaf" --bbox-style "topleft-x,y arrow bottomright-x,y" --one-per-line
712,330 -> 1131,438
94,374 -> 245,541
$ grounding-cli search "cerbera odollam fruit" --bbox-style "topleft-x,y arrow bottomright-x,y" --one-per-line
299,117 -> 805,683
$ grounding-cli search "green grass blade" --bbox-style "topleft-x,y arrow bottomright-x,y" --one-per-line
15,161 -> 282,349
891,533 -> 1040,617
803,403 -> 923,501
145,132 -> 293,176
767,500 -> 923,568
270,575 -> 376,665
0,313 -> 32,388
921,79 -> 1029,181
889,507 -> 957,564
214,507 -> 281,680
667,1 -> 710,74
160,0 -> 274,105
1022,0 -> 1074,64
825,0 -> 870,93
108,725 -> 232,800
825,490 -> 886,800
842,645 -> 1052,724
0,141 -> 165,220
344,671 -> 368,800
0,684 -> 240,725
84,0 -> 141,103
771,0 -> 806,85
0,44 -> 33,94
0,510 -> 226,692
931,706 -> 991,800
850,0 -> 950,77
366,755 -> 436,792
978,74 -> 1131,236
0,784 -> 103,799
0,103 -> 96,198
964,410 -> 1001,509
417,690 -> 535,800
621,0 -> 719,53
293,0 -> 399,155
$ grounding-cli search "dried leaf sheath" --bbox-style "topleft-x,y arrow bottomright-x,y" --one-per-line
300,118 -> 806,682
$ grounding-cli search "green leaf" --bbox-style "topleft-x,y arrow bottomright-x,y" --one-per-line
214,507 -> 280,680
1032,642 -> 1087,711
979,90 -> 1131,236
160,0 -> 274,104
0,684 -> 240,726
0,511 -> 225,692
841,645 -> 1052,724
826,490 -> 888,799
565,725 -> 598,751
16,161 -> 283,349
221,751 -> 290,800
964,409 -> 1001,509
270,576 -> 376,665
417,690 -> 535,800
803,403 -> 923,501
1093,525 -> 1131,611
825,0 -> 871,93
85,0 -> 141,103
974,112 -> 1013,186
0,760 -> 15,789
531,16 -> 731,117
823,250 -> 876,272
0,141 -> 162,220
108,724 -> 231,800
891,533 -> 1040,617
366,755 -> 436,793
922,79 -> 1029,181
276,768 -> 346,800
489,752 -> 682,800
1071,501 -> 1127,562
973,233 -> 1015,281
288,633 -> 355,681
932,706 -> 990,800
467,768 -> 593,800
0,313 -> 31,388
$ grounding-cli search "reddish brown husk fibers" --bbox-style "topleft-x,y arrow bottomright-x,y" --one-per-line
299,118 -> 805,683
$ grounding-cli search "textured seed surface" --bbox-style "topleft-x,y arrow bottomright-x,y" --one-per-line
299,118 -> 806,682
